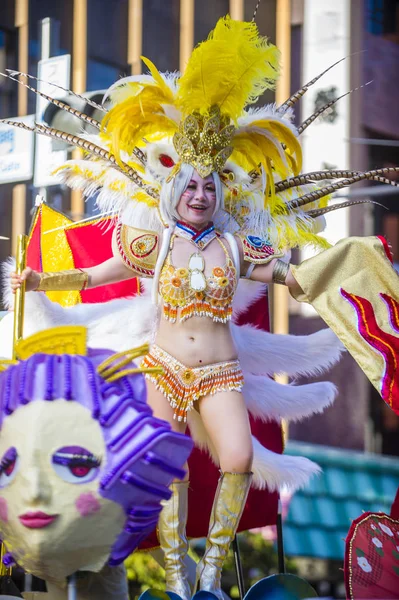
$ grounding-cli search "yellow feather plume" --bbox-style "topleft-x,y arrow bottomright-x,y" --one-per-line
101,60 -> 178,165
176,16 -> 280,120
277,220 -> 332,251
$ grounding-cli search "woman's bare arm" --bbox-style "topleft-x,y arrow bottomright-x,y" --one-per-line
249,259 -> 302,294
10,255 -> 135,293
235,235 -> 302,294
85,256 -> 135,287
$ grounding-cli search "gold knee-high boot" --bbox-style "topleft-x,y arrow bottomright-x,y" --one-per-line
158,481 -> 192,600
196,472 -> 253,600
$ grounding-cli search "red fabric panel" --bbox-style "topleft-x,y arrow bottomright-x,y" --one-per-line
391,486 -> 399,519
377,235 -> 394,263
26,212 -> 43,272
65,224 -> 138,302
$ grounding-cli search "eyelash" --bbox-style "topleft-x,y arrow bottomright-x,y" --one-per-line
52,454 -> 101,468
0,457 -> 15,475
0,448 -> 17,475
186,186 -> 215,192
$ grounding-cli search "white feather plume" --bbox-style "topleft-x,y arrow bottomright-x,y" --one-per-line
233,324 -> 344,377
237,104 -> 298,134
243,374 -> 337,422
251,437 -> 321,490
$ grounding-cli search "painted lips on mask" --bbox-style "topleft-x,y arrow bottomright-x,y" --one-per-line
19,512 -> 59,529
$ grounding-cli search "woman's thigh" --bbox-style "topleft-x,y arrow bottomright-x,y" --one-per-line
198,390 -> 253,473
145,379 -> 187,434
146,380 -> 189,481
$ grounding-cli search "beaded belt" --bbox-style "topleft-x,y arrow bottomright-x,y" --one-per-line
141,345 -> 244,422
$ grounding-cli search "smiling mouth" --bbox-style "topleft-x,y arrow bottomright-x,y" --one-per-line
19,512 -> 58,529
189,205 -> 208,212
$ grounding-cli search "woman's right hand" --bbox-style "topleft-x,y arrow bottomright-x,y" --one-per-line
10,268 -> 41,293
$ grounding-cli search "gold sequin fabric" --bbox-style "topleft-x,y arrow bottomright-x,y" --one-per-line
36,270 -> 88,291
141,345 -> 244,422
159,237 -> 237,323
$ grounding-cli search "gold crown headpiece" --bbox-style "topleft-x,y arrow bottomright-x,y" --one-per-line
172,106 -> 235,179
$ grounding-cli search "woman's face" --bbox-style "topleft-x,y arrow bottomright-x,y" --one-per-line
176,171 -> 217,228
0,399 -> 125,582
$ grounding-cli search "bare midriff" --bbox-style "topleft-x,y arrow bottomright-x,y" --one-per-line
155,313 -> 238,367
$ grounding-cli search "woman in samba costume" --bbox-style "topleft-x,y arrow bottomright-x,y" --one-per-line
8,15 -> 399,600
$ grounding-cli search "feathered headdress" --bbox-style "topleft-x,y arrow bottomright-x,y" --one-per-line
2,16 -> 398,250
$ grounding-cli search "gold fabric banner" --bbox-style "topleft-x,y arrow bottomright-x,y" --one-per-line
291,236 -> 399,415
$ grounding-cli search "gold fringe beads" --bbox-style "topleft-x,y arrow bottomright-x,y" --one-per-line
141,345 -> 244,422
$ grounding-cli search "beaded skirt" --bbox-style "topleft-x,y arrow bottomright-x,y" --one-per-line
141,345 -> 244,422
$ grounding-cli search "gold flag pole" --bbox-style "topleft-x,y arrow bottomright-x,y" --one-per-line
1,234 -> 28,577
12,234 -> 28,359
0,542 -> 5,576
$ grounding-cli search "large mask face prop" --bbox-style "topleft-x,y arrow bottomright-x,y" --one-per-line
0,328 -> 193,585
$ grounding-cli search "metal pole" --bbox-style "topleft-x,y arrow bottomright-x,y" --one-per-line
39,17 -> 60,61
24,573 -> 32,592
276,498 -> 286,573
232,535 -> 246,599
180,0 -> 194,73
15,0 -> 29,116
12,234 -> 27,359
273,0 -> 291,390
67,573 -> 78,600
12,0 -> 29,253
38,17 -> 61,204
229,0 -> 244,21
128,0 -> 143,75
71,0 -> 87,220
269,281 -> 287,575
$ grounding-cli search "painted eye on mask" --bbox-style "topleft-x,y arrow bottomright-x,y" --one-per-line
52,446 -> 101,484
0,447 -> 19,488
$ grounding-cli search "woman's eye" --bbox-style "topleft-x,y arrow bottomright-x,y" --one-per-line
52,446 -> 101,484
0,448 -> 19,488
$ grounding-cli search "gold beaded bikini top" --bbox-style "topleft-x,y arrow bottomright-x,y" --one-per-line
159,235 -> 237,323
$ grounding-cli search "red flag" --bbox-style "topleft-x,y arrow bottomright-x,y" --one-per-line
26,204 -> 138,303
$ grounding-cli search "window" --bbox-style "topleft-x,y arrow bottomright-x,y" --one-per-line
142,0 -> 180,72
367,0 -> 399,36
0,28 -> 17,118
87,0 -> 129,91
194,0 -> 229,45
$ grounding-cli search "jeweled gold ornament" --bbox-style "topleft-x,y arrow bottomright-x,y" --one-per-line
173,107 -> 235,178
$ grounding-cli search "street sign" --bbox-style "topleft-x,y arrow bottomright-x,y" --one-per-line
0,115 -> 35,184
33,54 -> 71,188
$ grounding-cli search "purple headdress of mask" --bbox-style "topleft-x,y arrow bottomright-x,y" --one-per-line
0,348 -> 193,565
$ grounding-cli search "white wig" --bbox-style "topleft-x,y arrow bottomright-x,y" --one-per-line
159,163 -> 224,226
152,164 -> 224,304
